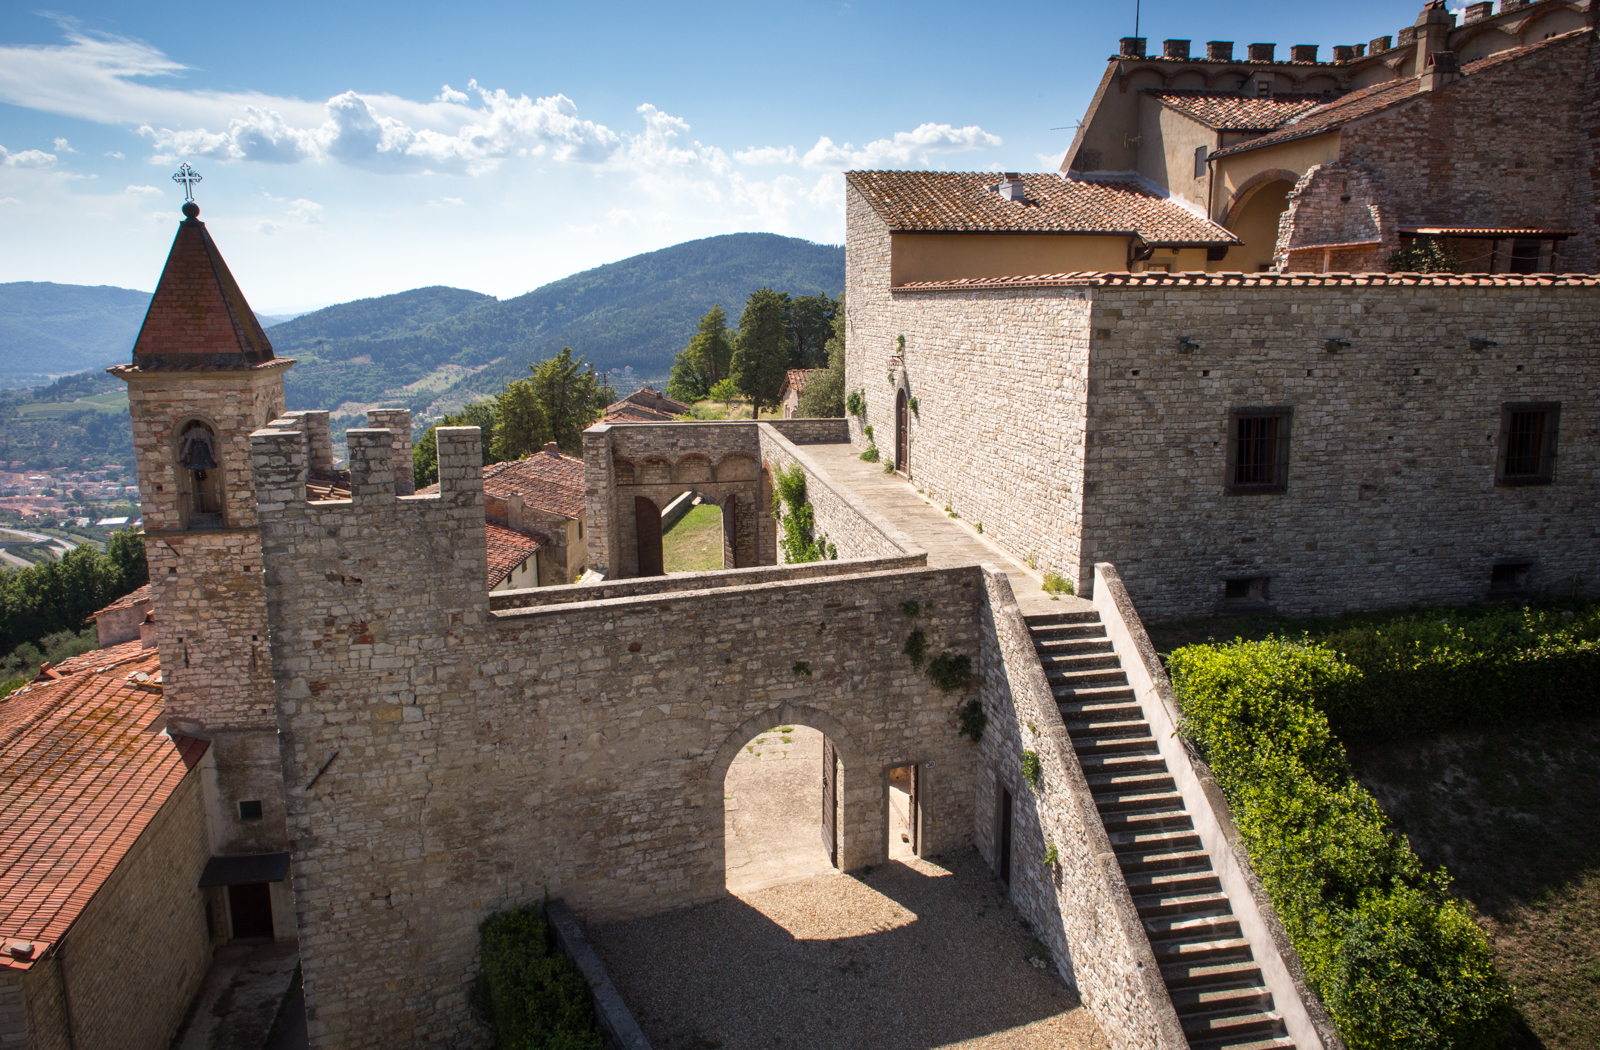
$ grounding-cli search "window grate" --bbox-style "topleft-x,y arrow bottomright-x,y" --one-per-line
1503,411 -> 1545,476
1234,416 -> 1278,485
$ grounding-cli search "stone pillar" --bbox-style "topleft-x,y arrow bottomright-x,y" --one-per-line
250,423 -> 308,513
366,409 -> 414,495
346,429 -> 396,504
285,410 -> 334,474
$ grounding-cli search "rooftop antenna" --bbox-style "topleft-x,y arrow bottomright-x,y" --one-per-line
1134,0 -> 1140,42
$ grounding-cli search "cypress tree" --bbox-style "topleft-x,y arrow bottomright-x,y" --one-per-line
731,288 -> 791,417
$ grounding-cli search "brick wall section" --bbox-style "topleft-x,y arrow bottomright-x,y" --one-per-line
847,183 -> 1092,584
756,423 -> 924,560
1276,162 -> 1391,271
253,421 -> 987,1048
974,568 -> 1187,1050
8,769 -> 213,1050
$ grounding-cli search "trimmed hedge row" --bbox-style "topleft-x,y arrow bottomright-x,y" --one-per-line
1169,639 -> 1513,1050
475,906 -> 603,1050
1314,602 -> 1600,741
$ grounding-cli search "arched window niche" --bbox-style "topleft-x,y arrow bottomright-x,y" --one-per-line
177,419 -> 224,530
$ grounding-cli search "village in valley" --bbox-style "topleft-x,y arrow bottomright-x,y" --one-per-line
0,2 -> 1597,1050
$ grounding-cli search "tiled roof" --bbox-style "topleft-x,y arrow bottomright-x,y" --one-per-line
91,583 -> 151,619
36,640 -> 150,683
418,449 -> 587,519
485,520 -> 548,588
1211,31 -> 1589,159
894,271 -> 1600,290
1149,91 -> 1327,131
0,653 -> 207,969
128,208 -> 277,371
781,369 -> 823,398
846,171 -> 1239,245
602,404 -> 681,424
609,388 -> 689,415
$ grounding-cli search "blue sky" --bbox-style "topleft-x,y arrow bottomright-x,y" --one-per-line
1,1 -> 1449,312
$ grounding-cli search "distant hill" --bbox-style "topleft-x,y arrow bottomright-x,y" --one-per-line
0,283 -> 152,389
273,233 -> 844,420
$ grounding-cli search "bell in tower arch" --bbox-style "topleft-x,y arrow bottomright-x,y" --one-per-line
180,421 -> 218,473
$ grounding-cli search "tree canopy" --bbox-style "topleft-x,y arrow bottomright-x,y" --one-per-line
730,287 -> 792,416
666,306 -> 734,403
0,528 -> 148,662
796,293 -> 846,418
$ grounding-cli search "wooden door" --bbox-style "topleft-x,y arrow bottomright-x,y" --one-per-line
634,496 -> 663,576
228,882 -> 274,939
999,787 -> 1013,884
895,389 -> 908,473
909,763 -> 920,856
821,736 -> 838,868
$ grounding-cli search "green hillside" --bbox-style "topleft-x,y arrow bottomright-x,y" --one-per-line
0,282 -> 153,389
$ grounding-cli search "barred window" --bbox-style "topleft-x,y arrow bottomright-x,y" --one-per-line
1225,408 -> 1292,494
1496,403 -> 1559,486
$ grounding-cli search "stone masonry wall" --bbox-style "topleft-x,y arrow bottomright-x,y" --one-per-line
1276,162 -> 1392,272
973,568 -> 1187,1050
253,420 -> 988,1049
1083,281 -> 1600,617
846,184 -> 1093,587
756,423 -> 922,561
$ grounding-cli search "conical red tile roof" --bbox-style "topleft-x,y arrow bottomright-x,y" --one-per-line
129,206 -> 276,370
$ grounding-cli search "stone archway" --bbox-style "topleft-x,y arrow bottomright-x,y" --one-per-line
1223,170 -> 1301,272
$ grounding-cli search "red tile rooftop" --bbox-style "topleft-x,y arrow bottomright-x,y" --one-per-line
485,519 -> 548,589
90,583 -> 151,619
418,446 -> 586,520
0,652 -> 205,969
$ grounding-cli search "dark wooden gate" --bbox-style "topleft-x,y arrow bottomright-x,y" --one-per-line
999,787 -> 1013,884
722,494 -> 738,569
895,389 -> 908,473
821,736 -> 838,868
909,762 -> 920,856
634,496 -> 663,576
228,883 -> 274,939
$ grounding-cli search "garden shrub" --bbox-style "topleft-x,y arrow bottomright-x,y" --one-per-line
1169,638 -> 1513,1050
476,905 -> 603,1050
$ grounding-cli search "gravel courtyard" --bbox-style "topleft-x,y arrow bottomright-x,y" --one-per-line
587,850 -> 1108,1050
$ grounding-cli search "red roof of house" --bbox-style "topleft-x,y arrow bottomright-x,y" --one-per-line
608,388 -> 689,415
0,652 -> 207,969
90,583 -> 151,619
417,447 -> 587,520
485,520 -> 548,588
781,369 -> 823,399
128,206 -> 277,371
34,640 -> 151,684
601,404 -> 681,424
846,170 -> 1239,245
1149,91 -> 1327,131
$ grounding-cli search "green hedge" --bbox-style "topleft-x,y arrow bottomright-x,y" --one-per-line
1169,638 -> 1513,1050
475,906 -> 603,1050
1313,602 -> 1600,741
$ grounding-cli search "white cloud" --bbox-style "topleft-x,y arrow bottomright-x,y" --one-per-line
435,85 -> 470,104
0,146 -> 57,168
52,137 -> 75,152
734,145 -> 799,166
126,183 -> 160,194
104,150 -> 123,158
800,123 -> 1002,170
254,219 -> 283,235
0,197 -> 20,205
286,198 -> 323,223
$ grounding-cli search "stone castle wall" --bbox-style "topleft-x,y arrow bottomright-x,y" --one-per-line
756,423 -> 923,561
252,419 -> 990,1049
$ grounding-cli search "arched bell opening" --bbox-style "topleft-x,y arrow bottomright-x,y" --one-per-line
177,419 -> 224,530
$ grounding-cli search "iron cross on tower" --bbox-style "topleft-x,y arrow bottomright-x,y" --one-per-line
172,163 -> 202,202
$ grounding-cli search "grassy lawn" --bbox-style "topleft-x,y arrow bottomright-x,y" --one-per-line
662,503 -> 724,573
1147,602 -> 1600,1049
683,398 -> 782,420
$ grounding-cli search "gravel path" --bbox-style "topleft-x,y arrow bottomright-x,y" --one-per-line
588,850 -> 1108,1050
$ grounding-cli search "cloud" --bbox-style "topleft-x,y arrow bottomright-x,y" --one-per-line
286,198 -> 323,223
0,146 -> 57,168
104,150 -> 123,158
125,183 -> 160,194
800,123 -> 1002,170
435,85 -> 470,104
734,145 -> 799,166
52,137 -> 75,152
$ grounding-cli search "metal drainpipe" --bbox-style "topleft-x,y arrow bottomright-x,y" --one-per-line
54,941 -> 79,1050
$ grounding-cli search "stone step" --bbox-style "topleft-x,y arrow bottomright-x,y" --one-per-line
1158,959 -> 1265,991
1133,889 -> 1233,919
1033,637 -> 1116,657
1053,683 -> 1136,703
1047,666 -> 1132,688
1023,611 -> 1101,627
1086,769 -> 1177,795
1028,624 -> 1109,643
1179,1008 -> 1286,1042
1099,809 -> 1194,838
1187,1035 -> 1295,1050
1168,983 -> 1275,1017
1150,936 -> 1254,967
1123,865 -> 1224,899
1117,847 -> 1213,876
1073,735 -> 1159,757
1091,789 -> 1185,814
1078,751 -> 1170,778
1058,698 -> 1145,722
1108,826 -> 1200,853
1038,651 -> 1123,672
1064,717 -> 1151,739
1144,911 -> 1241,943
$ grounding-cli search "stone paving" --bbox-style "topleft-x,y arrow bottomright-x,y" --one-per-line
802,443 -> 1093,618
172,940 -> 303,1050
723,724 -> 835,892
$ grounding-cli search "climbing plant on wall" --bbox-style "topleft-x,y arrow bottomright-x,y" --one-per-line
771,463 -> 832,563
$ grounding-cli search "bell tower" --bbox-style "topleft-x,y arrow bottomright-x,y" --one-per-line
111,199 -> 295,859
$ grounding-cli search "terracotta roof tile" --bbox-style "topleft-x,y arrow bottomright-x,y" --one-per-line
1149,91 -> 1327,131
0,653 -> 205,968
128,210 -> 277,371
40,640 -> 150,682
90,583 -> 151,619
894,270 -> 1600,290
608,388 -> 689,416
602,404 -> 682,424
484,520 -> 548,588
1211,30 -> 1589,159
846,171 -> 1239,245
782,369 -> 823,398
418,449 -> 587,519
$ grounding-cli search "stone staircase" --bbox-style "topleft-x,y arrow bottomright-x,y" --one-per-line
1025,610 -> 1294,1050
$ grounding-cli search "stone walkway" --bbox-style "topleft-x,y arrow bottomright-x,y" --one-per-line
800,443 -> 1092,618
172,940 -> 303,1050
588,850 -> 1108,1050
724,724 -> 835,892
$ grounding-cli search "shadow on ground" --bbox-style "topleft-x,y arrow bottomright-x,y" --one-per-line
587,848 -> 1105,1050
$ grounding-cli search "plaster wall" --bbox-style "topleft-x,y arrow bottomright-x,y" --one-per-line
1138,97 -> 1214,212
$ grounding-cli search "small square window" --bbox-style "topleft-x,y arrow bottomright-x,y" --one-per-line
1223,576 -> 1271,607
1495,402 -> 1559,486
238,800 -> 263,821
1489,562 -> 1532,597
1225,407 -> 1293,494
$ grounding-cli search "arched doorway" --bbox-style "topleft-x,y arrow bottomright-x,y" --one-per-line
894,389 -> 909,474
634,496 -> 663,576
660,491 -> 727,573
1225,177 -> 1297,272
722,722 -> 840,892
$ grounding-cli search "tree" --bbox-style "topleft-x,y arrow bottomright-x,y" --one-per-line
730,288 -> 791,417
797,293 -> 846,417
1386,238 -> 1461,274
413,399 -> 497,489
709,378 -> 740,415
666,306 -> 734,402
786,294 -> 837,369
492,379 -> 548,462
527,347 -> 598,454
105,527 -> 148,594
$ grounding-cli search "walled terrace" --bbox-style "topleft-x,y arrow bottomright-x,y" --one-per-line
248,415 -> 1329,1050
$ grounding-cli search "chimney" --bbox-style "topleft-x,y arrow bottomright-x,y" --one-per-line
1120,36 -> 1147,58
1206,41 -> 1234,61
140,613 -> 157,649
1413,1 -> 1456,75
1371,35 -> 1393,52
1248,42 -> 1276,62
1163,39 -> 1190,59
544,441 -> 561,456
506,493 -> 524,531
1290,44 -> 1319,63
1420,49 -> 1460,90
1355,43 -> 1367,57
1333,45 -> 1356,62
997,174 -> 1027,202
1464,1 -> 1493,23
